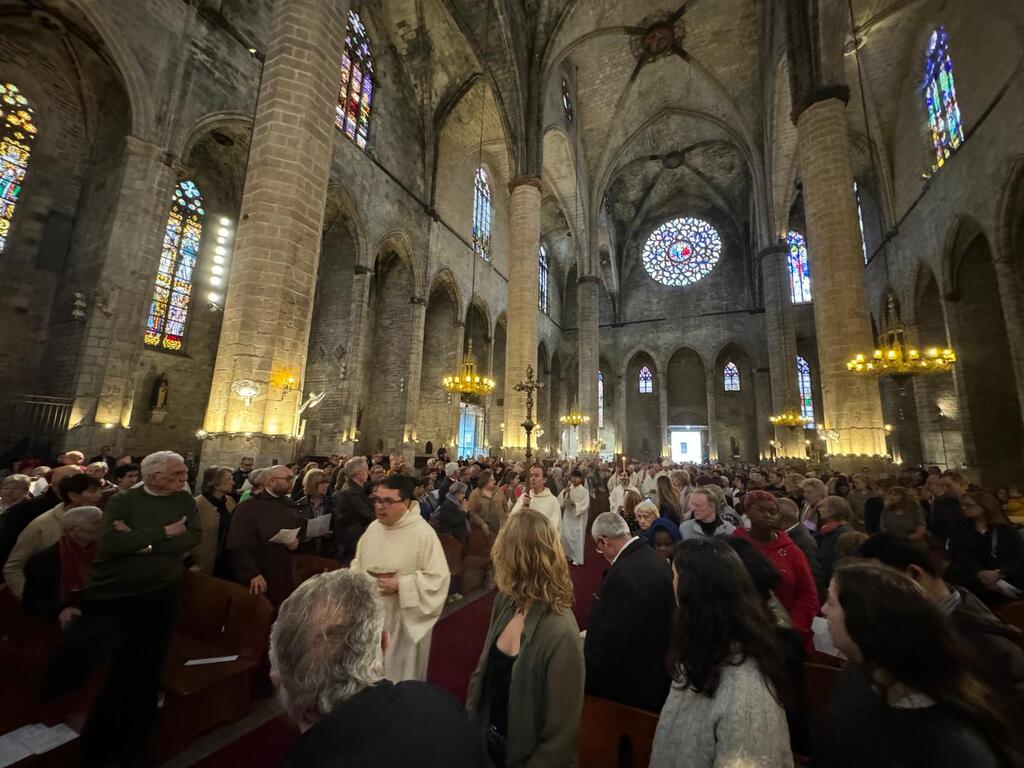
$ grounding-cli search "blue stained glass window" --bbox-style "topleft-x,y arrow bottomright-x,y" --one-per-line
472,167 -> 492,261
641,217 -> 722,287
146,180 -> 204,351
639,365 -> 653,394
723,362 -> 740,392
854,182 -> 868,263
787,231 -> 811,303
336,9 -> 374,150
923,27 -> 963,169
797,355 -> 815,428
0,83 -> 36,258
597,370 -> 604,428
539,244 -> 549,313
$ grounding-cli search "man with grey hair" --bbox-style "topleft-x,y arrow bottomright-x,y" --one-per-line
437,460 -> 460,499
274,570 -> 484,766
585,511 -> 673,713
800,477 -> 828,530
333,456 -> 373,562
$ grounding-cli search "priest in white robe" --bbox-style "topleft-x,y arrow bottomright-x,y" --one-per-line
350,475 -> 449,682
510,464 -> 561,532
559,469 -> 590,565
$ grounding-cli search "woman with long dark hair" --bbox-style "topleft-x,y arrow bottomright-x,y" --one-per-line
650,537 -> 793,767
948,491 -> 1024,604
820,562 -> 1020,767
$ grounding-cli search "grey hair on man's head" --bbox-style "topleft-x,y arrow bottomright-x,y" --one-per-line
444,461 -> 459,477
344,456 -> 367,479
60,505 -> 103,532
448,481 -> 468,498
591,511 -> 630,541
139,451 -> 184,478
270,570 -> 384,725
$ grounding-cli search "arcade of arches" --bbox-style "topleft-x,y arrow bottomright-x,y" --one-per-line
2,0 -> 1024,489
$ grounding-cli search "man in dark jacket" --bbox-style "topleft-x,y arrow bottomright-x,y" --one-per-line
273,569 -> 485,768
860,532 -> 1024,708
584,511 -> 674,713
332,456 -> 373,562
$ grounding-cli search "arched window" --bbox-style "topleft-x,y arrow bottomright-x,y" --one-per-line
472,167 -> 492,261
642,217 -> 722,286
723,362 -> 740,392
145,180 -> 204,351
335,9 -> 374,150
854,182 -> 868,263
797,355 -> 815,428
538,244 -> 549,313
597,370 -> 604,428
0,83 -> 36,256
638,365 -> 653,394
923,27 -> 963,169
561,78 -> 574,124
787,230 -> 811,303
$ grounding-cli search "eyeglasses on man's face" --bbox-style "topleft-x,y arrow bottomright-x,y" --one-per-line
372,495 -> 404,506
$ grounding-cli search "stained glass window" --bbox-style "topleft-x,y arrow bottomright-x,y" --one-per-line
797,355 -> 815,428
0,83 -> 36,257
597,371 -> 604,428
472,167 -> 492,261
923,27 -> 963,169
538,245 -> 550,313
145,180 -> 204,351
854,182 -> 867,263
723,362 -> 740,392
641,217 -> 722,287
335,9 -> 374,150
787,230 -> 811,303
639,365 -> 653,394
562,78 -> 574,124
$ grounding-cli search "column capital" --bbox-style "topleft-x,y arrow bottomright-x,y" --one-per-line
507,175 -> 542,193
577,274 -> 602,285
353,264 -> 371,275
409,295 -> 427,305
758,243 -> 790,261
792,83 -> 851,123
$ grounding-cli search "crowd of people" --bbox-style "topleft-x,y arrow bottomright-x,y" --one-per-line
1,445 -> 1023,766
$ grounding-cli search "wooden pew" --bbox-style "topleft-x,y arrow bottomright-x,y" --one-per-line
292,553 -> 343,587
993,600 -> 1024,650
802,662 -> 842,731
576,695 -> 659,768
438,533 -> 464,589
462,523 -> 495,594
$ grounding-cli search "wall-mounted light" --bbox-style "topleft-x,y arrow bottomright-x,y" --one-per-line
208,217 -> 235,311
71,292 -> 87,320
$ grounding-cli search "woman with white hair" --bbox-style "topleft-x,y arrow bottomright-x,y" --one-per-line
22,505 -> 103,625
0,473 -> 31,513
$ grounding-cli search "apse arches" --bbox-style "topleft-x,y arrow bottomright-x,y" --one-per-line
624,350 -> 660,461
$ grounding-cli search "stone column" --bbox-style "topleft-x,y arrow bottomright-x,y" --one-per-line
577,275 -> 600,452
795,89 -> 885,456
201,0 -> 348,467
337,265 -> 372,454
63,135 -> 178,453
615,372 -> 627,455
991,254 -> 1024,456
501,178 -> 542,455
658,370 -> 669,460
759,244 -> 804,457
705,366 -> 718,461
754,369 -> 773,459
403,295 -> 430,455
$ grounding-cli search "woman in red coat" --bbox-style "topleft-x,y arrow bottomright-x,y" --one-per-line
733,490 -> 819,650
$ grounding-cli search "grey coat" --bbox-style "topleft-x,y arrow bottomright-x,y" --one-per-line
678,517 -> 735,541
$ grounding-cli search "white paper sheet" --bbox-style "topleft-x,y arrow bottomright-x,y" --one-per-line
268,527 -> 300,545
184,655 -> 240,666
811,615 -> 845,659
0,723 -> 78,762
0,735 -> 31,768
305,514 -> 331,539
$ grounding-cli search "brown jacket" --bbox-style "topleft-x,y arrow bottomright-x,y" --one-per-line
466,593 -> 584,767
466,487 -> 508,532
193,493 -> 235,574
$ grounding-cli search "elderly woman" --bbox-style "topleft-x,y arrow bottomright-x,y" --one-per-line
295,468 -> 333,556
467,510 -> 584,767
239,467 -> 266,502
22,505 -> 103,626
815,495 -> 854,596
467,470 -> 508,536
194,465 -> 236,575
633,499 -> 659,534
0,473 -> 31,513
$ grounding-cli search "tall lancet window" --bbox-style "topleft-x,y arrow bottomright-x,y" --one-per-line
639,366 -> 653,394
0,83 -> 36,257
854,182 -> 868,263
538,244 -> 549,313
787,230 -> 811,304
336,9 -> 374,150
797,355 -> 815,428
924,26 -> 963,169
145,180 -> 204,351
597,370 -> 604,428
472,167 -> 492,261
723,362 -> 740,392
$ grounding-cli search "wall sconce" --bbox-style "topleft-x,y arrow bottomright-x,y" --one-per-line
208,217 -> 235,311
231,378 -> 261,406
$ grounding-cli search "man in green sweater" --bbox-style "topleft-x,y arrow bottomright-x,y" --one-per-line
68,449 -> 200,766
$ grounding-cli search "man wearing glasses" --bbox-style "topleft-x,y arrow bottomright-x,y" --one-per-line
351,474 -> 449,681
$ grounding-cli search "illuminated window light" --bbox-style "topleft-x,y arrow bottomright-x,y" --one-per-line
208,292 -> 221,303
212,265 -> 224,276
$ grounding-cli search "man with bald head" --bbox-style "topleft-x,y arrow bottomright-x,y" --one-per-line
0,464 -> 83,576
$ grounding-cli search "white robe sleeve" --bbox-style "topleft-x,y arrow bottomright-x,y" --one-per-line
569,484 -> 590,517
396,526 -> 451,643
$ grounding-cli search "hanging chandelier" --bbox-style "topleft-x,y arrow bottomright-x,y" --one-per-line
846,296 -> 956,378
442,340 -> 495,396
769,412 -> 812,428
559,400 -> 590,427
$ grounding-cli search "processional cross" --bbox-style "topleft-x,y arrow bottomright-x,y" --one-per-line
513,365 -> 545,462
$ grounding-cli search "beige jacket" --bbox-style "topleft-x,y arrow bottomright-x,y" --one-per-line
3,502 -> 65,598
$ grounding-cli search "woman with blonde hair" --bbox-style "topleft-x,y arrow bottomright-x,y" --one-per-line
622,489 -> 645,535
657,474 -> 682,524
296,468 -> 333,555
467,509 -> 584,767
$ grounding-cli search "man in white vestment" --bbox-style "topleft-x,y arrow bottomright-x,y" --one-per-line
609,472 -> 639,513
350,474 -> 449,682
510,464 -> 561,532
560,469 -> 590,566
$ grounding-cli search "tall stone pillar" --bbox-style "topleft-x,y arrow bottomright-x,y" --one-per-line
64,135 -> 178,454
502,178 -> 542,455
759,244 -> 804,457
754,369 -> 773,460
615,371 -> 627,456
577,275 -> 600,452
201,0 -> 348,467
795,90 -> 885,456
403,296 -> 430,455
705,367 -> 718,462
991,254 -> 1024,457
658,370 -> 669,460
337,265 -> 372,454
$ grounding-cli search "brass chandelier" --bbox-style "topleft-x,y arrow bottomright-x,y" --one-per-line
442,339 -> 495,396
559,400 -> 590,427
846,296 -> 956,378
769,412 -> 812,428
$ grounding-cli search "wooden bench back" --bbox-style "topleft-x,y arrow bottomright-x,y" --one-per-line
177,571 -> 273,662
576,695 -> 659,768
437,533 -> 464,575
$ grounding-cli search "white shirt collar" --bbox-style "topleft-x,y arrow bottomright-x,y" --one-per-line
612,536 -> 640,565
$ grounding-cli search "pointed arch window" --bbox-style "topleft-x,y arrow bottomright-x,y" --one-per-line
597,370 -> 604,428
797,355 -> 815,428
923,27 -> 963,169
638,365 -> 653,394
854,182 -> 868,263
787,230 -> 811,304
561,78 -> 574,124
538,244 -> 550,313
472,167 -> 492,261
0,83 -> 36,257
723,362 -> 740,392
145,181 -> 204,351
335,9 -> 374,150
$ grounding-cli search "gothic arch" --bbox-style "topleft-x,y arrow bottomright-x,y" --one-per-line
428,267 -> 462,320
619,345 -> 660,379
374,230 -> 422,295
